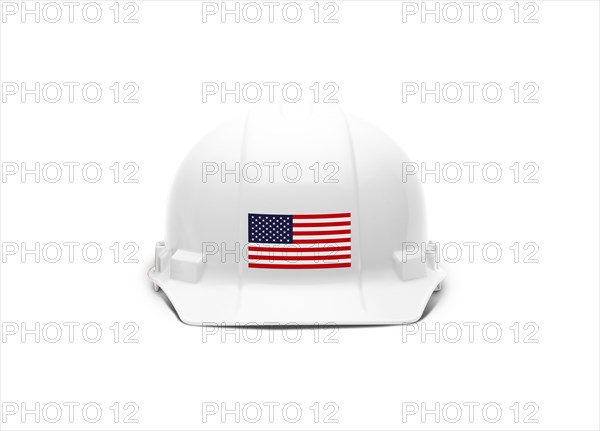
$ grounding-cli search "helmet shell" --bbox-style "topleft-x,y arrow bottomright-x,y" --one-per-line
150,104 -> 444,324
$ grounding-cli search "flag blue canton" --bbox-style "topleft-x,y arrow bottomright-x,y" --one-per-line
248,213 -> 293,244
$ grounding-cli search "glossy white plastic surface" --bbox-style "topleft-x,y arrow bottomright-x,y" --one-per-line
149,104 -> 445,325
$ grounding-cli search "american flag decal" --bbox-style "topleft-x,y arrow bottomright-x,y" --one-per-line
248,212 -> 351,269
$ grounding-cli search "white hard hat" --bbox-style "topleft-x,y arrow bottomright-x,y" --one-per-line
149,104 -> 445,325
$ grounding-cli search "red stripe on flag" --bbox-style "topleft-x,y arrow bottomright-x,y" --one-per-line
249,254 -> 351,261
249,262 -> 351,269
293,213 -> 351,219
293,221 -> 351,228
293,229 -> 351,236
248,246 -> 351,252
293,238 -> 351,244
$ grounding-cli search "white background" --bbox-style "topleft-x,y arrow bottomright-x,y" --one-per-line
1,1 -> 599,430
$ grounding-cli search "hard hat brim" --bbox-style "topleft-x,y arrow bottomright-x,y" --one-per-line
148,266 -> 445,326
